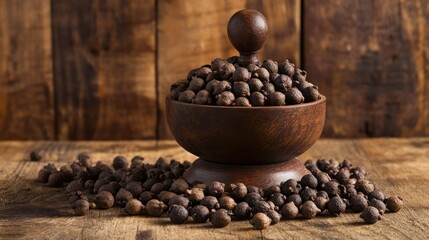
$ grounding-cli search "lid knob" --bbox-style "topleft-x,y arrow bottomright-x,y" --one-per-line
227,9 -> 269,66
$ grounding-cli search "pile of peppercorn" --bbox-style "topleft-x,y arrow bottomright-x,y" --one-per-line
170,57 -> 320,106
34,152 -> 403,229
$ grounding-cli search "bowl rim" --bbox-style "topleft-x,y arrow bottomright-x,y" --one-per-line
166,94 -> 326,109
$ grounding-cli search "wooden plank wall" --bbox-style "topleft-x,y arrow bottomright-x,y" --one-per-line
0,0 -> 427,140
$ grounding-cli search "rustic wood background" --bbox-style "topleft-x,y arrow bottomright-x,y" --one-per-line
0,0 -> 427,140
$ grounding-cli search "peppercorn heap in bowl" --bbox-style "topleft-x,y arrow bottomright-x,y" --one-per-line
170,58 -> 320,107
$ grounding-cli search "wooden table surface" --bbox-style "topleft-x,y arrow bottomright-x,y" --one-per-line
1,139 -> 428,240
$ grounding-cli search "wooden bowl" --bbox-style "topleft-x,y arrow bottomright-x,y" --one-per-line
166,95 -> 326,165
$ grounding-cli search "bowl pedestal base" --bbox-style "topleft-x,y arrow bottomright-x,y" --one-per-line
183,158 -> 309,189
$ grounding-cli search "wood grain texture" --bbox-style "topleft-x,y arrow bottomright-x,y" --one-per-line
0,0 -> 54,140
157,0 -> 301,138
304,0 -> 429,137
51,0 -> 157,140
0,139 -> 429,239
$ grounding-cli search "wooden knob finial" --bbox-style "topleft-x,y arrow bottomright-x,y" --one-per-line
227,9 -> 269,66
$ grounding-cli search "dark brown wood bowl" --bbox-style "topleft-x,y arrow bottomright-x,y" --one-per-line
166,95 -> 326,165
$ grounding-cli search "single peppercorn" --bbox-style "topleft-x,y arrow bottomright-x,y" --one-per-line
232,82 -> 250,97
249,92 -> 266,106
324,181 -> 340,196
169,195 -> 190,208
250,213 -> 271,230
314,196 -> 329,211
270,193 -> 286,208
268,92 -> 286,106
115,188 -> 134,207
281,201 -> 299,219
247,186 -> 263,195
194,90 -> 212,105
293,69 -> 307,82
112,156 -> 129,170
300,187 -> 318,202
168,205 -> 189,224
219,63 -> 235,80
95,191 -> 115,209
355,179 -> 375,195
74,199 -> 90,216
244,192 -> 264,207
253,67 -> 270,82
252,201 -> 272,215
145,199 -> 166,217
300,201 -> 321,219
197,67 -> 211,80
350,194 -> 368,213
247,63 -> 259,73
281,179 -> 302,196
200,196 -> 220,210
219,196 -> 237,210
208,181 -> 225,197
186,187 -> 205,203
232,67 -> 251,82
316,172 -> 331,187
126,181 -> 143,198
188,77 -> 206,93
266,209 -> 282,225
368,190 -> 386,201
335,168 -> 351,184
170,81 -> 188,100
66,179 -> 85,193
385,196 -> 403,213
302,86 -> 320,103
211,209 -> 231,228
211,58 -> 227,72
327,196 -> 346,216
273,74 -> 293,91
262,60 -> 278,74
38,169 -> 51,183
159,191 -> 176,205
235,97 -> 251,107
60,165 -> 74,183
286,194 -> 303,208
178,90 -> 196,103
233,202 -> 251,220
190,205 -> 210,223
30,150 -> 43,161
284,87 -> 304,105
369,198 -> 386,215
261,82 -> 276,96
77,152 -> 91,168
278,60 -> 295,77
360,206 -> 382,224
125,199 -> 143,215
205,79 -> 220,94
247,78 -> 264,92
216,91 -> 235,106
170,178 -> 189,194
300,174 -> 318,189
47,172 -> 64,188
187,68 -> 198,80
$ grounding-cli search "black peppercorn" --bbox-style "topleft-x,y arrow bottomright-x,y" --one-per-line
197,67 -> 212,80
200,196 -> 220,210
385,196 -> 403,213
350,194 -> 368,213
186,187 -> 205,203
235,97 -> 251,106
145,199 -> 166,217
293,69 -> 307,82
169,195 -> 190,208
261,82 -> 276,97
170,178 -> 189,194
211,209 -> 231,228
208,181 -> 225,197
247,78 -> 264,92
205,79 -> 220,94
355,179 -> 375,195
194,90 -> 212,105
74,199 -> 90,216
268,92 -> 286,106
77,152 -> 91,168
232,67 -> 251,82
168,205 -> 189,224
60,165 -> 74,183
66,179 -> 84,193
126,181 -> 143,198
219,63 -> 235,80
95,191 -> 115,209
253,67 -> 270,82
178,90 -> 195,103
284,87 -> 304,105
300,187 -> 318,202
302,86 -> 320,103
316,172 -> 331,188
369,198 -> 386,215
265,185 -> 281,197
324,181 -> 340,196
247,186 -> 263,195
38,169 -> 51,183
170,81 -> 188,100
335,168 -> 351,184
232,82 -> 250,97
219,196 -> 237,210
233,202 -> 251,220
360,206 -> 381,224
188,77 -> 206,93
368,190 -> 386,201
252,201 -> 272,215
278,60 -> 295,77
327,196 -> 346,216
115,188 -> 134,207
30,150 -> 43,161
314,196 -> 329,211
47,172 -> 64,188
270,193 -> 286,208
244,192 -> 264,207
300,201 -> 321,219
125,199 -> 143,215
300,174 -> 318,189
281,201 -> 299,219
250,213 -> 271,230
112,156 -> 129,170
187,68 -> 198,81
216,91 -> 235,106
84,179 -> 95,193
262,60 -> 278,74
159,191 -> 176,205
150,182 -> 165,194
190,205 -> 210,223
247,63 -> 260,73
266,209 -> 282,225
211,58 -> 227,72
249,92 -> 266,106
281,179 -> 302,196
273,74 -> 292,91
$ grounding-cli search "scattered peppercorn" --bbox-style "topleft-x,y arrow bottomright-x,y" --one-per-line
281,201 -> 299,219
116,189 -> 134,207
190,205 -> 210,223
145,199 -> 166,217
168,205 -> 189,224
211,209 -> 231,228
250,213 -> 271,230
30,150 -> 43,161
219,196 -> 237,210
360,206 -> 382,224
350,194 -> 368,213
234,202 -> 251,220
208,181 -> 225,197
95,191 -> 115,209
369,198 -> 386,215
74,199 -> 90,216
125,199 -> 143,215
327,196 -> 347,216
300,201 -> 321,219
385,196 -> 403,213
